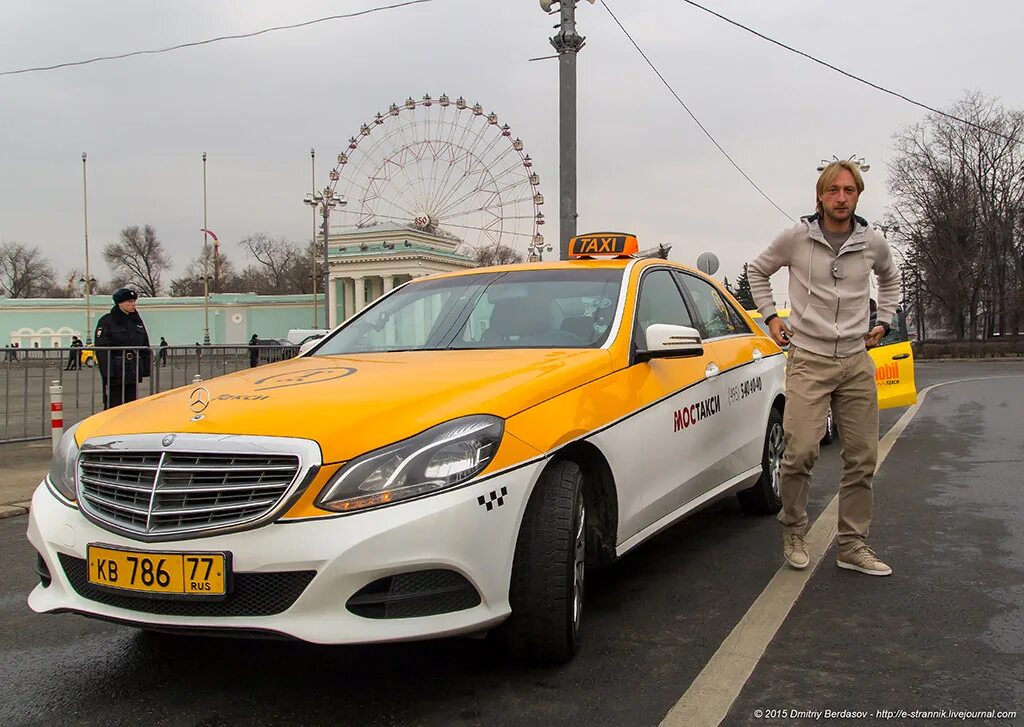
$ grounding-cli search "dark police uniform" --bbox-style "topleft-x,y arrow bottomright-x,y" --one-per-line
95,289 -> 152,408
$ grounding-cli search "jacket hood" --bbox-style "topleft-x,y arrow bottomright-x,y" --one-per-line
74,348 -> 615,463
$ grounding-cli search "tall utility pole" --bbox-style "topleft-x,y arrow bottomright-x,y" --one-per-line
202,152 -> 211,345
81,153 -> 94,344
545,0 -> 590,259
310,147 -> 318,328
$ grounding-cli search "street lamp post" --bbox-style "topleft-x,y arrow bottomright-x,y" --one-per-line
304,187 -> 345,327
542,0 -> 591,260
310,147 -> 318,328
81,152 -> 94,343
202,152 -> 211,345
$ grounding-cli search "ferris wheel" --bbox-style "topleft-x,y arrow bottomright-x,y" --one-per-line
327,94 -> 546,258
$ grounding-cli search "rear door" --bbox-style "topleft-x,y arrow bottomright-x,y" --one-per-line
870,307 -> 918,409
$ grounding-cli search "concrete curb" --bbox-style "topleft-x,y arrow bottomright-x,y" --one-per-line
0,504 -> 28,519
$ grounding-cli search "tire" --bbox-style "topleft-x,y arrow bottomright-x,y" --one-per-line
737,408 -> 785,515
820,408 -> 838,445
503,459 -> 586,663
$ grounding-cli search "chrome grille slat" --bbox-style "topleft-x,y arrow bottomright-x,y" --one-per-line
152,498 -> 280,516
79,490 -> 151,516
152,482 -> 293,494
77,464 -> 158,475
79,475 -> 155,493
77,445 -> 303,539
158,464 -> 297,473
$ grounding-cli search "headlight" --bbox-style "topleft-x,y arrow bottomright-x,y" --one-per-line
316,415 -> 503,513
47,422 -> 81,502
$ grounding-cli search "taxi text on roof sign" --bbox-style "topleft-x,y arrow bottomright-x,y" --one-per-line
568,232 -> 639,258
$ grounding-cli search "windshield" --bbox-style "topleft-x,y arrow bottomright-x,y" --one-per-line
312,268 -> 624,355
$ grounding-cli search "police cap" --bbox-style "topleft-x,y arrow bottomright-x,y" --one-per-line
112,288 -> 139,304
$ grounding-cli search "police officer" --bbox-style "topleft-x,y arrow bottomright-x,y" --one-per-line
95,288 -> 152,408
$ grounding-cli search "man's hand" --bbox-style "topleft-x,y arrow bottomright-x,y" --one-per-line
864,324 -> 886,349
768,316 -> 793,347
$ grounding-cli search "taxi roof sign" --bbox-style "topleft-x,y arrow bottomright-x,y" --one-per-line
568,232 -> 639,258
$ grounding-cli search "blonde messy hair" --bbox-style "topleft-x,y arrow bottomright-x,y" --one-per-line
816,160 -> 865,214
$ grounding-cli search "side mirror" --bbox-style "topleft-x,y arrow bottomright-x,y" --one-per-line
636,324 -> 704,363
298,338 -> 319,356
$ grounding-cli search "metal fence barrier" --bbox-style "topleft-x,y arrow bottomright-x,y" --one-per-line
0,343 -> 298,444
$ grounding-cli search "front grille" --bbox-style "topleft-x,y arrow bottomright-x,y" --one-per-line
347,569 -> 481,619
78,450 -> 301,538
59,554 -> 315,617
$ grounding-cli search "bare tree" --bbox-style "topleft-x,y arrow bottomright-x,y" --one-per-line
170,247 -> 239,297
0,241 -> 56,297
888,92 -> 1024,338
469,244 -> 524,267
103,225 -> 172,296
238,233 -> 313,294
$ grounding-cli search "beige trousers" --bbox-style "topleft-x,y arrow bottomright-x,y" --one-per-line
779,346 -> 879,552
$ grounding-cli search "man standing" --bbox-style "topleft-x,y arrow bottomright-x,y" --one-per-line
747,160 -> 900,576
64,337 -> 82,370
159,336 -> 169,367
95,288 -> 152,408
249,333 -> 260,368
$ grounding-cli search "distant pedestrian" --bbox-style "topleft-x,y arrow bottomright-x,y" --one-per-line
65,336 -> 84,370
95,288 -> 152,409
249,334 -> 260,368
748,159 -> 900,577
159,336 -> 169,367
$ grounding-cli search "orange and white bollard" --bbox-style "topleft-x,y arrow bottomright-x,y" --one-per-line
50,380 -> 64,452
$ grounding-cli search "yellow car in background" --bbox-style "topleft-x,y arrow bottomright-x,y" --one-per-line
748,307 -> 918,412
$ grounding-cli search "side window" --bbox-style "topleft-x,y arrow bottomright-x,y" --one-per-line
677,273 -> 750,338
879,307 -> 910,346
634,269 -> 694,349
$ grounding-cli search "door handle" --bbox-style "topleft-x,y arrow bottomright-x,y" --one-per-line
752,348 -> 763,361
892,353 -> 910,360
705,363 -> 720,379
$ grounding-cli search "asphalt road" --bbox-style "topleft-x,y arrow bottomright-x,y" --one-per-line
1,361 -> 1021,726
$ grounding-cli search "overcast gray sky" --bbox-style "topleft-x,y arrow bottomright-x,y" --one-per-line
1,0 -> 1021,292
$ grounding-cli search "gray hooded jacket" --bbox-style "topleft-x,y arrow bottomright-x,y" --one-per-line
747,215 -> 900,358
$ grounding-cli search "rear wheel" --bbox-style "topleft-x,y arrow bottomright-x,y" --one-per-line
738,408 -> 785,515
503,459 -> 586,663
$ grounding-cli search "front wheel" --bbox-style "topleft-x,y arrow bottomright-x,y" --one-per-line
737,408 -> 785,515
503,459 -> 586,663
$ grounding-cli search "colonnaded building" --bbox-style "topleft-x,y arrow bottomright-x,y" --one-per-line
3,225 -> 477,347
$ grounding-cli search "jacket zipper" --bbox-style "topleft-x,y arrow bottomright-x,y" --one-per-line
833,250 -> 841,358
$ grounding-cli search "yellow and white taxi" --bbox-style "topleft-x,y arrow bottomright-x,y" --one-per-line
28,233 -> 787,663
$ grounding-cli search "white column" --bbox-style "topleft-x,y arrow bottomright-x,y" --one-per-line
353,276 -> 366,313
383,275 -> 396,293
328,276 -> 340,328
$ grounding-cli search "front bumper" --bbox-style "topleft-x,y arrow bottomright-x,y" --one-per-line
27,462 -> 544,644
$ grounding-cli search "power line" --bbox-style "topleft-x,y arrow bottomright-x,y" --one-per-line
676,0 -> 1022,146
599,1 -> 795,223
0,0 -> 436,77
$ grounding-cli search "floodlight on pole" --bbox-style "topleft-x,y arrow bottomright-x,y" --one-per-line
817,154 -> 871,173
304,187 -> 346,326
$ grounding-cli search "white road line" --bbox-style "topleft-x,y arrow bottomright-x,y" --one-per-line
660,375 -> 1024,727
